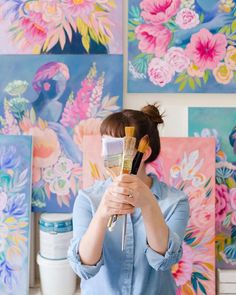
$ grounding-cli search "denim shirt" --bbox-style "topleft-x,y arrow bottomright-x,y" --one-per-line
68,174 -> 189,295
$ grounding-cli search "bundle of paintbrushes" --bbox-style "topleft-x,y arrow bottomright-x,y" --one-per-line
121,135 -> 149,251
108,127 -> 136,231
102,136 -> 124,230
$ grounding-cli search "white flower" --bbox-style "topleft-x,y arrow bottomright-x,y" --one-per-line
54,157 -> 73,178
49,177 -> 70,196
180,0 -> 195,8
42,166 -> 56,183
4,80 -> 28,96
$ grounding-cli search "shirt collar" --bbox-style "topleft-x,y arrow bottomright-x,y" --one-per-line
148,173 -> 162,199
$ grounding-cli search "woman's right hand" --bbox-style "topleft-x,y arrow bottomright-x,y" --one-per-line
97,184 -> 135,220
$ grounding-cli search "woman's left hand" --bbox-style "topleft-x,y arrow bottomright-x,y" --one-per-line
112,174 -> 154,210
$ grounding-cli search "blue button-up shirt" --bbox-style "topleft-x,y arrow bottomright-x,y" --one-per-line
68,174 -> 189,295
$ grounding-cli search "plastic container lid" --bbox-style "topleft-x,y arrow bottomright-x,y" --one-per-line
39,213 -> 73,233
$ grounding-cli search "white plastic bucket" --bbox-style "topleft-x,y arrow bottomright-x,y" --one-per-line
39,213 -> 73,260
37,253 -> 76,295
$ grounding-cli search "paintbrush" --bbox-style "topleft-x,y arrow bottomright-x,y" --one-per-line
102,136 -> 124,230
131,135 -> 149,175
121,135 -> 150,250
120,127 -> 136,250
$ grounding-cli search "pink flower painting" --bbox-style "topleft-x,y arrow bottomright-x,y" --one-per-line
128,0 -> 236,92
0,0 -> 122,54
185,29 -> 227,71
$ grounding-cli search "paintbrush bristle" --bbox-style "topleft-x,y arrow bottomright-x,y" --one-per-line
137,135 -> 149,153
125,126 -> 135,137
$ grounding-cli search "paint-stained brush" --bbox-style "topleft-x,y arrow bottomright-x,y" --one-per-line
101,136 -> 124,230
120,127 -> 136,250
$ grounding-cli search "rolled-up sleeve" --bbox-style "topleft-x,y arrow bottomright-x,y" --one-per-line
145,197 -> 189,271
67,191 -> 104,280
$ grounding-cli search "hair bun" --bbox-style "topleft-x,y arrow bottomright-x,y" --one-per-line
141,104 -> 164,126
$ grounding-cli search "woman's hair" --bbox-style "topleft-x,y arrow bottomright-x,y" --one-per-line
100,104 -> 164,163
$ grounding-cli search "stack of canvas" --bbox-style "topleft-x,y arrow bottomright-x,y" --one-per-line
217,269 -> 236,295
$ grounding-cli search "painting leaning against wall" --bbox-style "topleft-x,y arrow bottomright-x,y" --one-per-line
0,55 -> 123,213
0,135 -> 32,295
0,0 -> 122,54
84,136 -> 216,295
128,0 -> 236,93
189,107 -> 236,269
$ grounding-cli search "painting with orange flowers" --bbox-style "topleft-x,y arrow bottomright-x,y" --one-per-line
128,0 -> 236,93
0,55 -> 123,212
146,137 -> 216,294
84,136 -> 216,294
0,0 -> 122,54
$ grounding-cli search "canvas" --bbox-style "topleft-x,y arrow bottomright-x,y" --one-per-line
189,107 -> 236,269
148,137 -> 216,294
0,0 -> 122,54
0,134 -> 32,295
128,0 -> 236,93
84,136 -> 216,294
0,55 -> 123,212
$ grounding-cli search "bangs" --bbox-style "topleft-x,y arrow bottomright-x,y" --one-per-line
100,112 -> 130,137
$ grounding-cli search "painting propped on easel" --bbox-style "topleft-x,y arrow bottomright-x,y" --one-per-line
128,0 -> 236,93
0,55 -> 123,212
0,135 -> 32,295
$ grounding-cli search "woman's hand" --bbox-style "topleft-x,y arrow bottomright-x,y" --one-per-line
97,184 -> 135,220
112,174 -> 154,211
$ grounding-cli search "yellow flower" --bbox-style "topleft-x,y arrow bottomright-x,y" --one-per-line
225,46 -> 236,70
213,63 -> 233,84
187,63 -> 205,77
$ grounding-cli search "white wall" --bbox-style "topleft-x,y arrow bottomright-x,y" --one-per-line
123,1 -> 236,137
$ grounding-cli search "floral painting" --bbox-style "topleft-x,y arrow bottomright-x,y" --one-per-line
0,55 -> 123,212
189,107 -> 236,269
84,136 -> 215,294
146,138 -> 216,294
128,0 -> 236,93
0,135 -> 32,295
0,0 -> 122,54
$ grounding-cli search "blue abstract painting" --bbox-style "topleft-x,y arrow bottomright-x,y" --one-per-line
128,0 -> 236,93
189,107 -> 236,269
0,134 -> 32,295
0,55 -> 123,212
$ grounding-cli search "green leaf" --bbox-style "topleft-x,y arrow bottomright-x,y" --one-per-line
203,71 -> 209,84
198,281 -> 207,295
204,177 -> 211,188
191,277 -> 198,292
219,25 -> 230,34
193,272 -> 208,281
195,77 -> 202,87
128,32 -> 136,42
179,79 -> 187,91
229,35 -> 236,41
188,77 -> 195,90
232,19 -> 236,32
175,74 -> 187,84
226,26 -> 231,35
199,13 -> 205,23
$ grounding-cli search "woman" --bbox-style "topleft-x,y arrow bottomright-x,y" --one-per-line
68,104 -> 190,295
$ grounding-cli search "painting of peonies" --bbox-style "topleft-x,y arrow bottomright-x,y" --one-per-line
0,0 -> 122,54
84,136 -> 216,295
128,0 -> 236,92
189,107 -> 236,269
0,55 -> 123,212
0,135 -> 32,295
